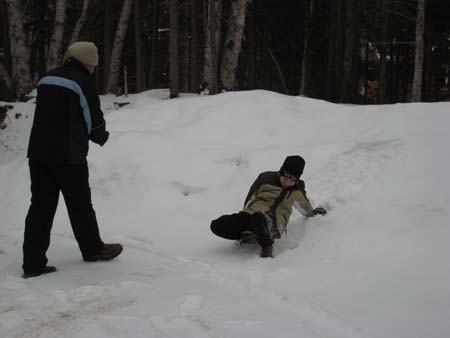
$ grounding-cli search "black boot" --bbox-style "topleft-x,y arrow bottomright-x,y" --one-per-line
22,265 -> 57,279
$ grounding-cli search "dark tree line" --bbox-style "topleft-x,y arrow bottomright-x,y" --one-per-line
0,0 -> 449,103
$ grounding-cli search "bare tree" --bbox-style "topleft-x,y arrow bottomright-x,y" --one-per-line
148,0 -> 159,89
247,0 -> 256,89
377,0 -> 389,104
103,0 -> 113,91
412,0 -> 425,102
300,0 -> 314,96
105,0 -> 135,94
47,0 -> 67,71
134,0 -> 144,92
342,0 -> 357,102
64,0 -> 91,60
325,0 -> 336,101
190,0 -> 200,92
4,0 -> 33,100
203,0 -> 222,94
169,0 -> 179,98
0,62 -> 13,93
220,0 -> 248,91
180,1 -> 190,92
334,0 -> 344,101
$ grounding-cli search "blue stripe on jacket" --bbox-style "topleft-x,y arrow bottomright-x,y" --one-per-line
37,76 -> 92,134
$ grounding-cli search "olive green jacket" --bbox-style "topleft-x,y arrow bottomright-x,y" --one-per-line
243,171 -> 314,237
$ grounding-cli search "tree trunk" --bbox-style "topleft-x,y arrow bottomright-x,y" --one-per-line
148,0 -> 159,89
47,0 -> 67,71
325,0 -> 336,100
267,46 -> 288,94
342,0 -> 356,102
334,0 -> 344,101
134,0 -> 144,92
247,0 -> 256,89
180,1 -> 190,92
220,0 -> 248,91
102,0 -> 113,92
377,0 -> 389,104
5,0 -> 33,100
190,0 -> 200,92
65,0 -> 91,60
203,0 -> 221,94
412,0 -> 425,102
0,61 -> 13,92
169,0 -> 179,98
105,0 -> 135,94
0,1 -> 13,94
300,0 -> 313,96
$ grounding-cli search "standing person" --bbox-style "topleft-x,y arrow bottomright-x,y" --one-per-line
23,42 -> 123,278
210,155 -> 327,258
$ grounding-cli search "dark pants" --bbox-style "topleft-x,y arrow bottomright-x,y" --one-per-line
23,160 -> 104,273
210,211 -> 274,248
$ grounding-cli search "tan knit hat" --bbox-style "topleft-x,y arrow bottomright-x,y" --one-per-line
67,41 -> 99,66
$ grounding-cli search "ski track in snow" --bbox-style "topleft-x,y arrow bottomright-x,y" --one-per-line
1,280 -> 149,338
308,138 -> 404,210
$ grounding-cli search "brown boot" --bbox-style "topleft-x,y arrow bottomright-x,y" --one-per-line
260,245 -> 273,258
83,243 -> 123,262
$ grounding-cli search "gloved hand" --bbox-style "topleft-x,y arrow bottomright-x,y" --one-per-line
313,207 -> 327,216
90,130 -> 109,146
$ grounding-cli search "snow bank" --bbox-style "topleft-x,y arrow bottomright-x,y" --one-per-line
1,90 -> 449,338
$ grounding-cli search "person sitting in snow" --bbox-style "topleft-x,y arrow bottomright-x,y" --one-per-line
210,155 -> 327,258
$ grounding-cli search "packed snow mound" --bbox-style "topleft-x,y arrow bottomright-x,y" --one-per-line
1,89 -> 450,338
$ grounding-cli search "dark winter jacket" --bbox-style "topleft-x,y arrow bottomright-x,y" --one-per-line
244,171 -> 314,237
27,57 -> 109,164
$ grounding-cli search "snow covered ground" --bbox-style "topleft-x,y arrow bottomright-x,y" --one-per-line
1,89 -> 449,338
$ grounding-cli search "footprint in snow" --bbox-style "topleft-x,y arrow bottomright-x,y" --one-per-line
177,294 -> 204,314
171,181 -> 207,196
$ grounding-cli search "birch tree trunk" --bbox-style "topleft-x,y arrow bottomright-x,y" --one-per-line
219,0 -> 248,91
169,0 -> 179,98
5,0 -> 32,100
64,0 -> 91,60
105,0 -> 135,94
412,0 -> 425,102
47,0 -> 67,71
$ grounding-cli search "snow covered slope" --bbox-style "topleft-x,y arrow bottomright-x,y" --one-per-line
1,90 -> 450,338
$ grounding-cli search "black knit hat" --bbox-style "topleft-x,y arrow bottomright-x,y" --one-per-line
279,155 -> 305,180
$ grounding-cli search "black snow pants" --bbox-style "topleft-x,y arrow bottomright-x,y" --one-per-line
23,160 -> 104,273
210,211 -> 274,248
